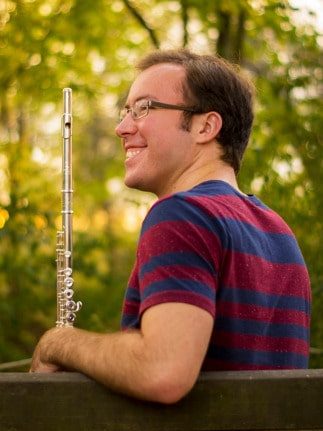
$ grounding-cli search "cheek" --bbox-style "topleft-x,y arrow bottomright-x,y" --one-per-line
139,117 -> 192,164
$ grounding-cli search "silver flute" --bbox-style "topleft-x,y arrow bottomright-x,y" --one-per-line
56,88 -> 82,327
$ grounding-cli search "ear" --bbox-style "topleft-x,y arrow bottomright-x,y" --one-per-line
194,112 -> 222,144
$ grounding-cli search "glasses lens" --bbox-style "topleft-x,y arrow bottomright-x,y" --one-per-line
133,101 -> 148,119
119,101 -> 149,121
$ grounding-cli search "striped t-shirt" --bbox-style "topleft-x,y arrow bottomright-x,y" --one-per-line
121,180 -> 311,370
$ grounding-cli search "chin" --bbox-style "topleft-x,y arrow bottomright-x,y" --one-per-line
125,176 -> 146,191
124,175 -> 157,194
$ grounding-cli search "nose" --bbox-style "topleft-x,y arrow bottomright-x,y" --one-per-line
115,114 -> 137,138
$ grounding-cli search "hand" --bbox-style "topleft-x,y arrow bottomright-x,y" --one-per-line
30,327 -> 66,373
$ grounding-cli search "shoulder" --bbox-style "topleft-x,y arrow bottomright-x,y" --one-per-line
144,193 -> 197,222
141,189 -> 215,237
141,181 -> 239,239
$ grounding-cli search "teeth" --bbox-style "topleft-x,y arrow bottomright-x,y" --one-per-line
126,149 -> 142,160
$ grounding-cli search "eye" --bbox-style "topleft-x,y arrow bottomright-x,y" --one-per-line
133,101 -> 148,119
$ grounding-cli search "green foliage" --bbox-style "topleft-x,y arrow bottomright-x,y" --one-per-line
0,0 -> 322,367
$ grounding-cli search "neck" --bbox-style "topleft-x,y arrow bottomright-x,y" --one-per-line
157,158 -> 242,198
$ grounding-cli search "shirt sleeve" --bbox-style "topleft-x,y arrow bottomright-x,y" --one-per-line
137,194 -> 223,318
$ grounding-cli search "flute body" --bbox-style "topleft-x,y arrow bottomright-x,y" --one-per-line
56,88 -> 82,327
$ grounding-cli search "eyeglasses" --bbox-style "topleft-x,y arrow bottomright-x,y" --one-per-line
119,99 -> 198,122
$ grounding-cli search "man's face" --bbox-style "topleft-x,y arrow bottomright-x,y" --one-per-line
115,63 -> 196,197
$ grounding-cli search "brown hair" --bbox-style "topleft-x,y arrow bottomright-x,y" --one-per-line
136,49 -> 254,174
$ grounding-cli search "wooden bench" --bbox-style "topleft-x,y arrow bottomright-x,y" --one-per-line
0,369 -> 322,430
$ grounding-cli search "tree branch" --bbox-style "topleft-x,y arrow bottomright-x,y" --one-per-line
233,8 -> 246,64
122,0 -> 160,49
216,9 -> 231,59
180,0 -> 189,48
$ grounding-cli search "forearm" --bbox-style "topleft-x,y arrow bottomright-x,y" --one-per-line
31,303 -> 212,403
32,327 -> 155,401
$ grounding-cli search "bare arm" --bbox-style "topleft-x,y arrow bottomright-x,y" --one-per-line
31,302 -> 213,404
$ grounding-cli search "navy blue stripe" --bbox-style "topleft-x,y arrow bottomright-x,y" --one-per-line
142,278 -> 215,302
220,286 -> 310,314
141,197 -> 304,265
180,180 -> 237,197
139,251 -> 217,279
184,181 -> 266,207
121,313 -> 140,329
223,218 -> 304,264
183,181 -> 269,209
208,344 -> 308,368
216,316 -> 309,341
141,197 -> 210,235
125,287 -> 140,302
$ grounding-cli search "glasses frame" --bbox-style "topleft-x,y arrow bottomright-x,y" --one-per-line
119,99 -> 198,122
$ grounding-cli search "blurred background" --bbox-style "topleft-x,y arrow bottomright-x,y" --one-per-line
0,0 -> 322,369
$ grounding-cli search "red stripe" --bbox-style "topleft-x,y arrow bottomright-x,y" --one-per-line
186,195 -> 292,234
140,290 -> 215,317
218,301 -> 310,327
139,220 -> 221,267
140,264 -> 217,292
128,261 -> 139,287
123,300 -> 140,314
222,251 -> 310,299
212,330 -> 309,356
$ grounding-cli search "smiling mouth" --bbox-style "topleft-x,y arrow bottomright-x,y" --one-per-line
125,148 -> 145,161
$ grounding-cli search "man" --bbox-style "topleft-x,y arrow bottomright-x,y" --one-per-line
31,49 -> 311,404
